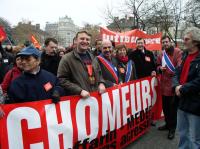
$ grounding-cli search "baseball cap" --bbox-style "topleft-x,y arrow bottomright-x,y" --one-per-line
17,46 -> 41,58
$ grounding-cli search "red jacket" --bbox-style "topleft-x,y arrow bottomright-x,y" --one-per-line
1,66 -> 22,93
157,47 -> 182,96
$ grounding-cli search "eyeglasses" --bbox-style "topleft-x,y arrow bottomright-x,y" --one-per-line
103,46 -> 112,50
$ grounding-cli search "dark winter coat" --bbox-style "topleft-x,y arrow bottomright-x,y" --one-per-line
173,51 -> 200,116
7,69 -> 63,103
40,52 -> 61,76
128,48 -> 156,79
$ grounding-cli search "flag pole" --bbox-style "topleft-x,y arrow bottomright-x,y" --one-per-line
7,36 -> 13,46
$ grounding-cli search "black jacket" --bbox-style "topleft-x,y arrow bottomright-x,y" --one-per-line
0,45 -> 14,83
40,52 -> 61,76
92,48 -> 101,57
173,51 -> 200,116
7,69 -> 64,103
128,48 -> 156,79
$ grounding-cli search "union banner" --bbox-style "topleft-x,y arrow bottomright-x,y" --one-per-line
0,76 -> 163,149
100,27 -> 162,51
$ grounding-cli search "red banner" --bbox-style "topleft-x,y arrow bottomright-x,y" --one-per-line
0,76 -> 163,149
100,27 -> 162,51
0,26 -> 7,42
30,35 -> 41,49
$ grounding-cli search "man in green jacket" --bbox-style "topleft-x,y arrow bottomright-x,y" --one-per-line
57,31 -> 106,98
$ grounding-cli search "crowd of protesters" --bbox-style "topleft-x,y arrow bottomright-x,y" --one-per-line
0,26 -> 200,149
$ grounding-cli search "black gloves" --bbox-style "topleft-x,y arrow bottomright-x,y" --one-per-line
52,90 -> 60,104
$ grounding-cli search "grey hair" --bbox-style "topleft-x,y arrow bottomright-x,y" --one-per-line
184,27 -> 200,42
101,40 -> 112,48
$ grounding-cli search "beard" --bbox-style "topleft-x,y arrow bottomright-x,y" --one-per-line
164,45 -> 173,52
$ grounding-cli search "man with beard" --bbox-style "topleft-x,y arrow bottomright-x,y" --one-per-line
57,31 -> 106,98
96,40 -> 119,87
173,27 -> 200,148
40,38 -> 61,76
157,35 -> 182,139
129,38 -> 156,79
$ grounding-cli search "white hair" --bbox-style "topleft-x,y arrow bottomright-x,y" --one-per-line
101,40 -> 112,48
184,27 -> 200,43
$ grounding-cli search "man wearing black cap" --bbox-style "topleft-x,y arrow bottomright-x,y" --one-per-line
7,46 -> 63,103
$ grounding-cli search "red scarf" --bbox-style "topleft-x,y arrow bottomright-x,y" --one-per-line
117,56 -> 128,63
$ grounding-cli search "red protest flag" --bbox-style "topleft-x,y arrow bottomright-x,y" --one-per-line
30,35 -> 41,48
0,26 -> 7,42
100,27 -> 162,51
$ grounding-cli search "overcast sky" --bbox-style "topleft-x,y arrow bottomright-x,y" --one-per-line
0,0 -> 123,29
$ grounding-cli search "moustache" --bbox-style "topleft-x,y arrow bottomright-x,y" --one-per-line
103,51 -> 111,55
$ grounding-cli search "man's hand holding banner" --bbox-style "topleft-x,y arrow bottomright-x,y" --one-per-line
0,76 -> 163,149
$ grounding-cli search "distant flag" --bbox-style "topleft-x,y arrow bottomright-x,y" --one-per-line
0,26 -> 7,42
7,36 -> 13,46
30,35 -> 41,49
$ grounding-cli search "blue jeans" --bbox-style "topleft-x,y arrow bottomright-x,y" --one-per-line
177,109 -> 200,149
